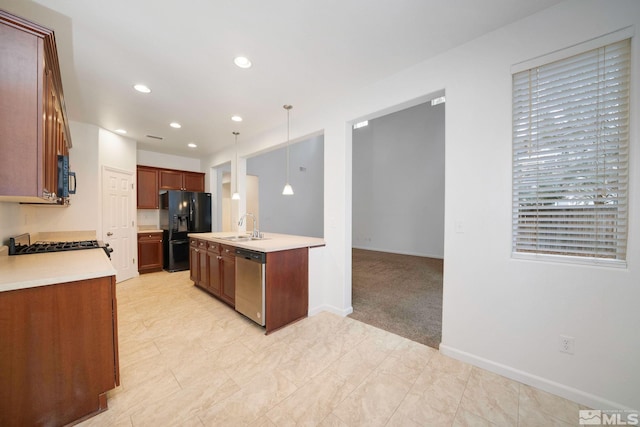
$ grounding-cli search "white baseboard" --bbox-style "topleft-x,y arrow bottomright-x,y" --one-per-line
309,304 -> 353,317
439,344 -> 633,411
352,245 -> 444,260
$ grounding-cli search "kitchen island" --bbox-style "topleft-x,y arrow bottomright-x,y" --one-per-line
0,248 -> 119,427
188,232 -> 325,333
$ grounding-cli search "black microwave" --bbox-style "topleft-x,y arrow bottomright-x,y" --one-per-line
57,155 -> 76,198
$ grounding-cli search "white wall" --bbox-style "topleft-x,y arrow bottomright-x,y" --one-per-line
246,135 -> 324,238
352,102 -> 445,258
203,0 -> 640,410
136,149 -> 202,173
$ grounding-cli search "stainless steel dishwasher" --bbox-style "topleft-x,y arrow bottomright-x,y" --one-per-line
234,247 -> 266,326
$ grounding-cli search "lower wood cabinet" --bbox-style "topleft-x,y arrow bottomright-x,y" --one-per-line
137,231 -> 163,273
0,275 -> 119,427
219,245 -> 236,306
190,238 -> 235,307
188,237 -> 309,334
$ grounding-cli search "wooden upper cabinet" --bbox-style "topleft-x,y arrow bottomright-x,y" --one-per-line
0,11 -> 71,204
159,169 -> 184,190
136,166 -> 159,209
159,169 -> 205,192
184,171 -> 205,192
137,165 -> 205,208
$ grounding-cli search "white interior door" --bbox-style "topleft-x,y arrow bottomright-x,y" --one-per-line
102,167 -> 136,283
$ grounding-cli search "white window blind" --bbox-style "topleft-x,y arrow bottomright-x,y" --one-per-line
512,38 -> 630,263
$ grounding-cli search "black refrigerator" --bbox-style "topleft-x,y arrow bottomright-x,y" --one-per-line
159,190 -> 212,272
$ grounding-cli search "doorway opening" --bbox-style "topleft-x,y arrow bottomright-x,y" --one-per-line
350,95 -> 445,349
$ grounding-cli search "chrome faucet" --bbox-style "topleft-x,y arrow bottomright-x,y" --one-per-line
238,213 -> 262,238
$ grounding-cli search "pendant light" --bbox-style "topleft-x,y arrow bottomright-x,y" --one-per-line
231,131 -> 240,200
282,104 -> 294,195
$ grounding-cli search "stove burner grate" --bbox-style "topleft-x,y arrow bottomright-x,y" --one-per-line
13,240 -> 100,255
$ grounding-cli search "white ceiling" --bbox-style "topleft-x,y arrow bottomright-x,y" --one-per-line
2,0 -> 563,158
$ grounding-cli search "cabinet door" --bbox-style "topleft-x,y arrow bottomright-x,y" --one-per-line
43,69 -> 57,197
136,166 -> 159,208
0,276 -> 118,427
198,247 -> 208,288
207,251 -> 221,297
0,12 -> 70,203
220,246 -> 236,306
183,172 -> 205,192
189,243 -> 200,283
159,169 -> 184,190
0,18 -> 42,199
137,233 -> 163,273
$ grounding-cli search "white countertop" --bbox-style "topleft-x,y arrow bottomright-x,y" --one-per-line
138,226 -> 163,233
188,232 -> 325,253
0,249 -> 116,293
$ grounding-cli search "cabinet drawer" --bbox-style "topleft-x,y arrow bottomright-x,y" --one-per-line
190,238 -> 199,247
138,232 -> 162,242
207,241 -> 220,253
220,245 -> 235,257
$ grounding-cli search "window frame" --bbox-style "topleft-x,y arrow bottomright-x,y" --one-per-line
510,28 -> 633,267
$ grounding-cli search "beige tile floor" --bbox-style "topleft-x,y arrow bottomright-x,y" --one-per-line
78,271 -> 586,427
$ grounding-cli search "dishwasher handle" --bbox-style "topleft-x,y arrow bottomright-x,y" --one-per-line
235,248 -> 266,263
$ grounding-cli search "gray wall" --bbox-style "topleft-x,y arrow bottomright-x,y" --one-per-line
247,135 -> 324,237
352,101 -> 445,258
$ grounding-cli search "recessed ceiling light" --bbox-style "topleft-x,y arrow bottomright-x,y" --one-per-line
234,56 -> 252,69
188,143 -> 197,148
114,129 -> 127,134
231,115 -> 243,122
169,122 -> 181,129
133,84 -> 151,93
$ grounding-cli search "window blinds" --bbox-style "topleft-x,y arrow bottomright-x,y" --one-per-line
512,39 -> 630,262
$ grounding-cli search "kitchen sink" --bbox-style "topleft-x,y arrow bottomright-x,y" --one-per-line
219,235 -> 268,242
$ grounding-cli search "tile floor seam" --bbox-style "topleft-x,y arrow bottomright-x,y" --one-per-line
516,382 -> 521,426
451,361 -> 475,426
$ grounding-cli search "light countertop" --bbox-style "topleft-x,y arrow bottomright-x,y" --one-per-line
0,249 -> 116,293
188,232 -> 325,253
138,226 -> 163,233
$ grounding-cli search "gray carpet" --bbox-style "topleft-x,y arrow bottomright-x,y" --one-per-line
350,248 -> 443,349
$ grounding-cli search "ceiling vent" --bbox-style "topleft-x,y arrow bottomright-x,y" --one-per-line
146,134 -> 164,140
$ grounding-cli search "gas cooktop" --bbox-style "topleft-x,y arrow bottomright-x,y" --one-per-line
8,233 -> 112,258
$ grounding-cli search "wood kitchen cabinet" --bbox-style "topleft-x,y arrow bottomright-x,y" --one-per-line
136,166 -> 159,209
188,237 -> 311,333
159,169 -> 205,192
0,11 -> 71,204
0,275 -> 119,427
137,165 -> 205,208
204,242 -> 236,307
219,244 -> 236,306
265,248 -> 308,334
190,238 -> 235,307
137,231 -> 163,273
206,241 -> 222,297
189,238 -> 208,289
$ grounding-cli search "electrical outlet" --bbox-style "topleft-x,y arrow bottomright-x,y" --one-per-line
559,335 -> 575,354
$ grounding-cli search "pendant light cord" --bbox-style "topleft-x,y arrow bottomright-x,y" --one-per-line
286,107 -> 290,184
233,131 -> 239,198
